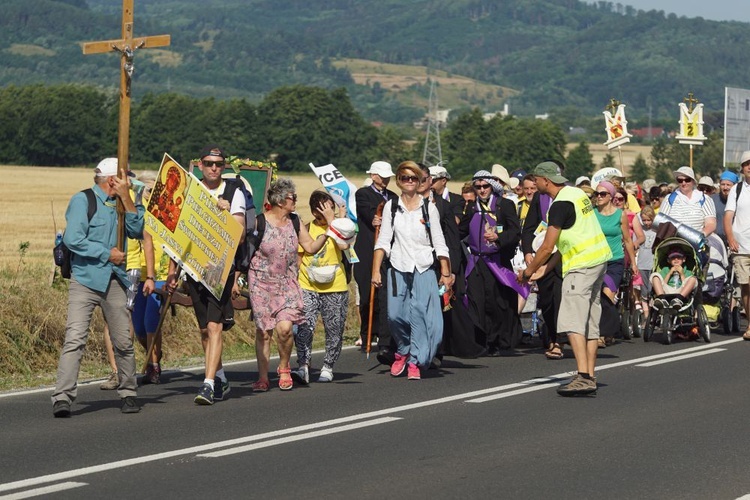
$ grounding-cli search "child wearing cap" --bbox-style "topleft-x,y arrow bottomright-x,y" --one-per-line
650,247 -> 697,310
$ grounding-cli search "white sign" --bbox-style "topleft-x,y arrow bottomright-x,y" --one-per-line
724,87 -> 750,166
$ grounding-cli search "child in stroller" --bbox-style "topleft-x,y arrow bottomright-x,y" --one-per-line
650,246 -> 698,311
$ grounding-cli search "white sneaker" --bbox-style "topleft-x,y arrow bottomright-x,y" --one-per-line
318,366 -> 333,383
291,365 -> 309,385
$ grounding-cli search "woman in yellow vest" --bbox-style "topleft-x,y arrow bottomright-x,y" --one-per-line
518,161 -> 612,396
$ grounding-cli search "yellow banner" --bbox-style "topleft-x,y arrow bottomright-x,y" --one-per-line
145,154 -> 242,299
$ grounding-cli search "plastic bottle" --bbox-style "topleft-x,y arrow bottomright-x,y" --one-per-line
55,230 -> 63,246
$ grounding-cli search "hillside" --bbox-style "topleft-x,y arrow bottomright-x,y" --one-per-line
1,0 -> 747,125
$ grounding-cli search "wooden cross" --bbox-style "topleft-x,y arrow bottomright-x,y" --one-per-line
684,92 -> 699,113
82,0 -> 170,249
605,98 -> 621,114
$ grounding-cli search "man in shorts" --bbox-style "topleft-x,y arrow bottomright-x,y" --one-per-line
724,150 -> 750,339
518,161 -> 612,396
166,145 -> 245,404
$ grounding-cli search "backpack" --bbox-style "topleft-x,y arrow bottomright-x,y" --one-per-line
221,177 -> 257,273
666,190 -> 706,207
53,189 -> 97,279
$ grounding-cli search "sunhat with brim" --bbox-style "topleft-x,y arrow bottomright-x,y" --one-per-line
698,176 -> 714,188
673,166 -> 696,182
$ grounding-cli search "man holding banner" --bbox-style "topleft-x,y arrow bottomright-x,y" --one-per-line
165,145 -> 245,406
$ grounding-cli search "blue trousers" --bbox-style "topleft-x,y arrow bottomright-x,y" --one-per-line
387,268 -> 443,367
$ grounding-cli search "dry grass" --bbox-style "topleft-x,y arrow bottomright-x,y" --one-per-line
0,166 -> 378,391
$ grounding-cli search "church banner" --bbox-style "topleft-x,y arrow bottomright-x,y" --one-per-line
144,154 -> 243,299
676,98 -> 706,146
308,162 -> 359,223
603,103 -> 633,150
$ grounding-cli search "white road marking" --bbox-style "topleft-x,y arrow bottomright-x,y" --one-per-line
0,482 -> 87,499
198,417 -> 401,458
636,348 -> 726,367
0,337 -> 743,493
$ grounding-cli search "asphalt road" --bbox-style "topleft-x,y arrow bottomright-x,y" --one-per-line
2,329 -> 750,499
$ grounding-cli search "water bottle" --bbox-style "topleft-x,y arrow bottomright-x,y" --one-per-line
53,230 -> 64,266
55,231 -> 63,246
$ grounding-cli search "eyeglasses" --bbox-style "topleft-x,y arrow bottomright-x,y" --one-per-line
474,184 -> 491,190
399,175 -> 420,183
203,160 -> 225,168
421,176 -> 430,182
613,196 -> 625,202
595,192 -> 609,198
698,186 -> 712,192
286,194 -> 298,202
676,177 -> 692,184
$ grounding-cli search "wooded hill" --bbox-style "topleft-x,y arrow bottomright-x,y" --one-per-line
2,0 -> 748,125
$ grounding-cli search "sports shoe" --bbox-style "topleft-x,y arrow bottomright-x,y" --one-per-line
145,363 -> 161,385
214,377 -> 230,401
557,374 -> 597,396
390,353 -> 408,377
194,383 -> 214,405
671,297 -> 684,310
407,363 -> 421,380
53,400 -> 71,418
100,371 -> 119,390
318,366 -> 334,383
121,396 -> 141,414
291,364 -> 310,385
653,297 -> 669,310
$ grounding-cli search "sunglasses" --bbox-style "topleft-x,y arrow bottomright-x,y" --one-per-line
613,196 -> 625,202
286,194 -> 298,202
676,177 -> 692,184
474,184 -> 491,190
203,160 -> 225,168
698,186 -> 712,192
399,175 -> 420,183
595,192 -> 609,197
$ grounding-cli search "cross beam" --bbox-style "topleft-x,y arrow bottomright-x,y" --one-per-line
82,0 -> 170,249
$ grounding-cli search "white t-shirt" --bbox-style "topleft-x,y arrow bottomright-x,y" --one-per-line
659,189 -> 716,233
207,180 -> 246,217
725,180 -> 750,253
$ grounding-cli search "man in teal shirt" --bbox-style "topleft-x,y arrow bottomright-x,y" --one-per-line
52,158 -> 145,417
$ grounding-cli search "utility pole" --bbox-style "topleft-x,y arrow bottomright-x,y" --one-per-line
422,79 -> 444,168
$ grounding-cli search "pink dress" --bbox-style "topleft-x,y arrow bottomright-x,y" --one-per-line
247,218 -> 304,331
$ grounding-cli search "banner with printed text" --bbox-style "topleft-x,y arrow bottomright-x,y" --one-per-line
145,154 -> 243,299
308,162 -> 358,223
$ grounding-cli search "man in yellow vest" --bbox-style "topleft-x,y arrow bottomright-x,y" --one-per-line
517,161 -> 612,396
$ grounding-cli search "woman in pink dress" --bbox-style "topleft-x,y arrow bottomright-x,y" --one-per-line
247,178 -> 333,391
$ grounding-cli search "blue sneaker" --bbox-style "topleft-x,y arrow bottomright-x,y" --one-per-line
214,378 -> 230,401
194,383 -> 214,405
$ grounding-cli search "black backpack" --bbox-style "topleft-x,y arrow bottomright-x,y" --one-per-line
53,189 -> 97,279
221,177 -> 257,273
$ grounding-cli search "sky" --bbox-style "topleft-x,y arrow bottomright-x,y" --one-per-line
619,0 -> 750,23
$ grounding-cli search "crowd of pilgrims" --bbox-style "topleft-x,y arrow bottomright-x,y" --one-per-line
111,158 -> 734,392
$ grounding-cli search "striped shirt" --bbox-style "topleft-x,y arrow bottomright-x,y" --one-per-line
659,189 -> 716,233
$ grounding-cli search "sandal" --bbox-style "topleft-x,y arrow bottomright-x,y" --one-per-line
597,337 -> 607,349
278,368 -> 293,391
251,379 -> 269,392
743,330 -> 750,341
544,343 -> 564,360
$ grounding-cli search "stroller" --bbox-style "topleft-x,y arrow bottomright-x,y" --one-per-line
702,233 -> 736,334
643,237 -> 711,345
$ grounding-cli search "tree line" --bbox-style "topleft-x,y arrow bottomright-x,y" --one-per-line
0,83 -> 723,182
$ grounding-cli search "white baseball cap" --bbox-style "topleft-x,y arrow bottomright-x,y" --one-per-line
366,161 -> 394,178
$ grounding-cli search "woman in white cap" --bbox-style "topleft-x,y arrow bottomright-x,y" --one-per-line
659,166 -> 716,236
291,190 -> 352,384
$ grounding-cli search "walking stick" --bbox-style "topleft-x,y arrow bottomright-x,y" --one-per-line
366,202 -> 385,359
141,271 -> 181,374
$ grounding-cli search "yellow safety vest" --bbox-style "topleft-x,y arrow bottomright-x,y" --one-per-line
553,186 -> 612,276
